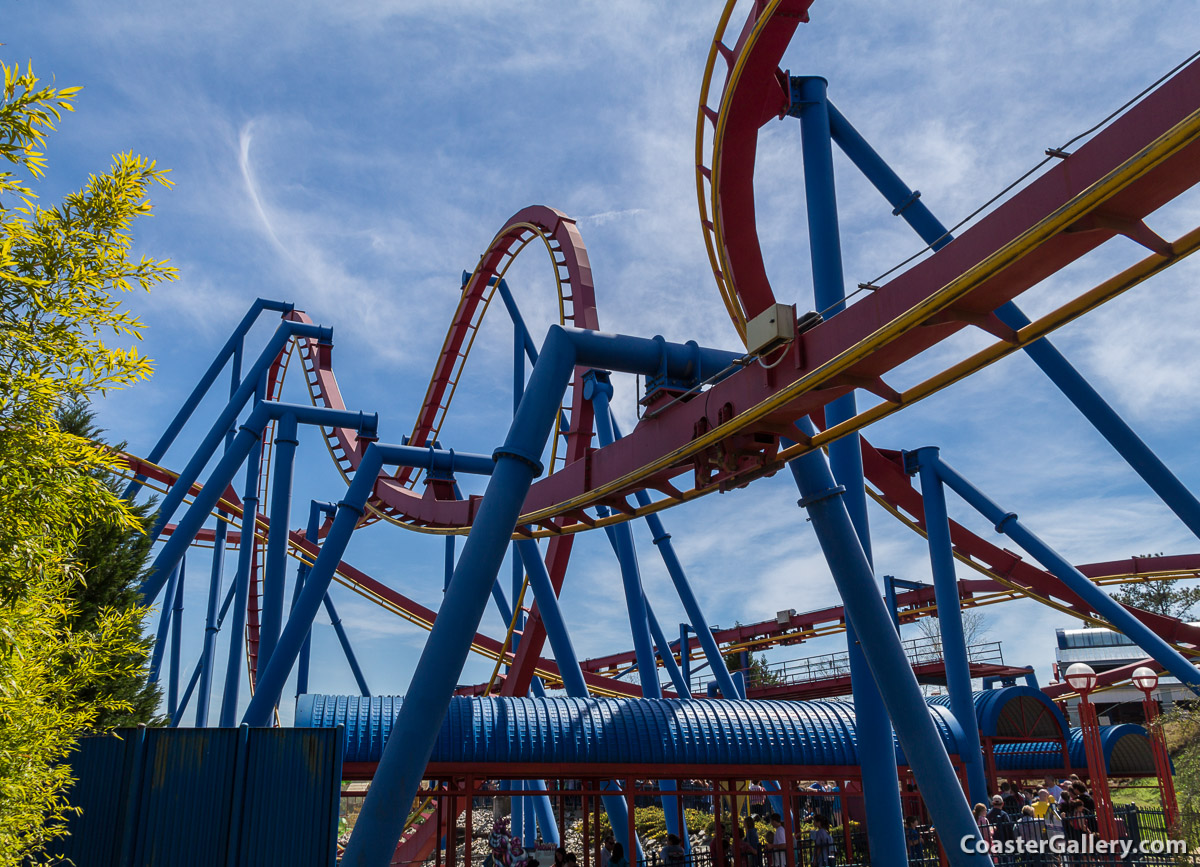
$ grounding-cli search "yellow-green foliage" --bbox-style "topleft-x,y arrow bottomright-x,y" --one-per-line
0,61 -> 175,864
581,807 -> 715,848
1161,705 -> 1200,849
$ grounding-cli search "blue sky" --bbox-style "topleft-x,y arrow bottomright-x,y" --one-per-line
7,2 -> 1200,723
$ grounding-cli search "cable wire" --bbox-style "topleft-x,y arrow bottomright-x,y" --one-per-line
829,47 -> 1200,318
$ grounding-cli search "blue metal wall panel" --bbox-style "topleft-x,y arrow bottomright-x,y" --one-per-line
133,727 -> 239,866
52,731 -> 138,864
301,694 -> 967,767
235,727 -> 343,866
59,727 -> 343,867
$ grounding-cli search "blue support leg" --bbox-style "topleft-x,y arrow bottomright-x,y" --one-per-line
788,418 -> 988,866
934,456 -> 1200,691
258,412 -> 299,674
167,557 -> 187,720
292,564 -> 311,698
909,448 -> 989,805
195,515 -> 228,727
173,576 -> 241,724
646,601 -> 690,697
323,593 -> 370,696
147,561 -> 181,684
514,538 -> 636,855
219,435 -> 264,727
794,74 -> 909,866
295,500 -> 336,697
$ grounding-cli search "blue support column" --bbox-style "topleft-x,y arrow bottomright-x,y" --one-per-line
444,536 -> 455,593
680,624 -> 692,689
793,74 -> 908,865
291,566 -> 311,698
933,457 -> 1200,691
173,577 -> 241,724
167,557 -> 187,720
585,375 -> 660,699
295,500 -> 336,696
637,504 -> 741,700
646,601 -> 690,698
909,447 -> 988,805
515,539 -> 635,854
258,412 -> 299,674
196,346 -> 241,727
511,783 -> 524,845
323,594 -> 371,696
788,419 -> 989,866
196,514 -> 229,727
612,399 -> 739,700
585,378 -> 682,852
147,561 -> 181,684
219,379 -> 267,727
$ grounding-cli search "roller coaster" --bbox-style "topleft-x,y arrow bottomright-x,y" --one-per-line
111,2 -> 1200,866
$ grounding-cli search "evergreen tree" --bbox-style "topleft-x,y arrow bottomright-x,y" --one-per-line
1112,578 -> 1200,621
56,401 -> 163,728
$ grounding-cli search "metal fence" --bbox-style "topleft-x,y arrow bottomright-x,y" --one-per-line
903,805 -> 1196,867
693,638 -> 1005,694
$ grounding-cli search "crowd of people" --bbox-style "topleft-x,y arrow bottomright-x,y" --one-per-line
972,774 -> 1105,850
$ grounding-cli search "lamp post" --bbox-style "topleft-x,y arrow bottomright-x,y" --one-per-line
1065,662 -> 1118,841
1132,666 -> 1179,830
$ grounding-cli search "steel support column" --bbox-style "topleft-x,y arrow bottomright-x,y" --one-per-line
787,418 -> 989,867
167,557 -> 187,719
258,412 -> 299,673
793,74 -> 908,865
910,447 -> 988,805
515,540 -> 633,852
147,560 -> 181,684
934,457 -> 1200,690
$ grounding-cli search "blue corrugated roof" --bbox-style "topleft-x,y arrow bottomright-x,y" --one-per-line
994,724 -> 1156,775
297,695 -> 966,767
927,687 -> 1068,740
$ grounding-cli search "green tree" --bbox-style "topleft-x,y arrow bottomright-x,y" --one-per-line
56,401 -> 163,728
0,62 -> 175,863
1160,702 -> 1200,848
1112,578 -> 1200,621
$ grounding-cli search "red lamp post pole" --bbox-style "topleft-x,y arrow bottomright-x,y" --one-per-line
1133,667 -> 1179,832
1076,692 -> 1118,840
1065,663 -> 1119,843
